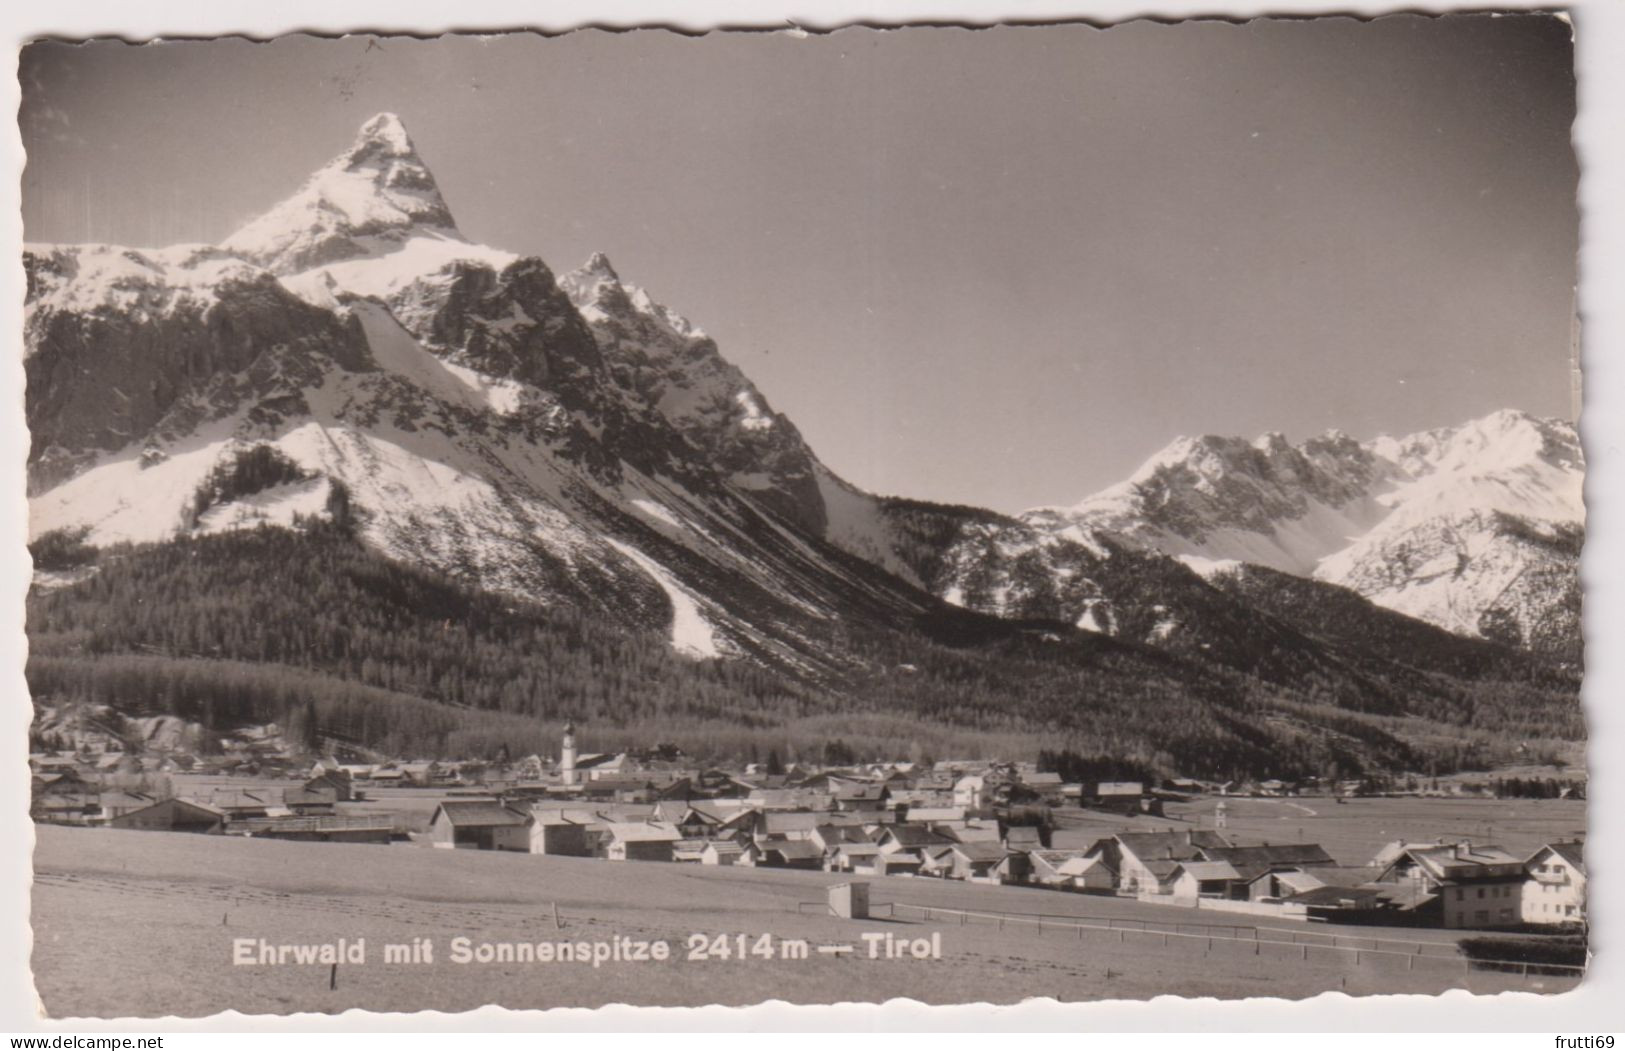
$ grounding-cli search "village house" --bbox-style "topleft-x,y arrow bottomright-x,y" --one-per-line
1085,830 -> 1232,894
528,808 -> 595,856
282,783 -> 339,816
918,844 -> 958,878
95,790 -> 159,823
758,839 -> 824,869
670,802 -> 756,841
810,823 -> 875,855
1523,842 -> 1585,926
603,821 -> 682,862
397,761 -> 443,787
878,824 -> 955,864
746,787 -> 832,811
1373,841 -> 1527,929
1088,782 -> 1163,817
752,810 -> 821,845
946,841 -> 1010,883
1020,771 -> 1065,804
826,842 -> 883,873
831,781 -> 890,812
700,839 -> 756,866
202,789 -> 277,821
30,791 -> 101,826
305,769 -> 354,802
428,800 -> 532,851
1159,860 -> 1243,904
871,851 -> 923,877
952,774 -> 987,810
1201,843 -> 1335,873
672,838 -> 709,864
936,820 -> 1000,844
1003,825 -> 1045,853
1026,850 -> 1115,891
1241,865 -> 1350,903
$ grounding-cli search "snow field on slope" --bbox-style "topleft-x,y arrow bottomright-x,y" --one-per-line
603,539 -> 721,659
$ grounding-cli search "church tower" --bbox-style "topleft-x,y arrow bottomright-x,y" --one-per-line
561,720 -> 578,786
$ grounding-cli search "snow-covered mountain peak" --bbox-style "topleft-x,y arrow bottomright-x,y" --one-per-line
351,112 -> 415,158
222,113 -> 459,275
1020,408 -> 1582,652
560,255 -> 707,343
581,251 -> 619,281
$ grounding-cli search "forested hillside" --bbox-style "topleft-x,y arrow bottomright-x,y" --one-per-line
27,523 -> 1580,777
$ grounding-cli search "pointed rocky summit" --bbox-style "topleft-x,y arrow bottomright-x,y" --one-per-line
223,112 -> 459,275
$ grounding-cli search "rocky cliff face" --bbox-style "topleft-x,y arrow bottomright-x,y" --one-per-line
559,253 -> 829,535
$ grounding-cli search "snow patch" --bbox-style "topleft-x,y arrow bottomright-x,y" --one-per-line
630,498 -> 684,530
735,391 -> 774,431
604,539 -> 721,658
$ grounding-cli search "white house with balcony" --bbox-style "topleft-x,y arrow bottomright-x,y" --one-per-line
1523,841 -> 1585,926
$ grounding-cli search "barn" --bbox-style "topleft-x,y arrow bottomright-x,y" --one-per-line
108,798 -> 226,834
428,800 -> 533,851
604,822 -> 681,862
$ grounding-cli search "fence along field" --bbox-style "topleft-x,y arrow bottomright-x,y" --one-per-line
30,825 -> 1580,1017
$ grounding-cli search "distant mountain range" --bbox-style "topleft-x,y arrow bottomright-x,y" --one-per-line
22,114 -> 1584,775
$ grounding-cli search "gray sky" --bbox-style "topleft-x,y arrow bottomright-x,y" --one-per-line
20,16 -> 1578,513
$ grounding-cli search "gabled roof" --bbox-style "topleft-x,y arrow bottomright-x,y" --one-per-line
1171,860 -> 1241,882
604,821 -> 681,843
816,824 -> 874,845
1004,826 -> 1043,849
1399,843 -> 1525,882
204,790 -> 276,809
1057,855 -> 1110,877
1114,830 -> 1229,861
110,798 -> 224,823
434,800 -> 531,827
941,824 -> 1000,843
531,806 -> 597,826
905,806 -> 965,822
96,790 -> 156,807
1096,781 -> 1144,796
1300,865 -> 1382,888
760,811 -> 820,833
764,840 -> 823,860
1534,841 -> 1585,873
1202,844 -> 1335,868
884,825 -> 955,848
1030,849 -> 1093,867
283,786 -> 338,806
1271,870 -> 1326,895
952,841 -> 1010,864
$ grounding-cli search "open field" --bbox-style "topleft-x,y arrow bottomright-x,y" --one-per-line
31,824 -> 1580,1018
1053,796 -> 1587,865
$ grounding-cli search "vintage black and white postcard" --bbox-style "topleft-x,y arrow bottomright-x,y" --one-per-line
16,11 -> 1588,1020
